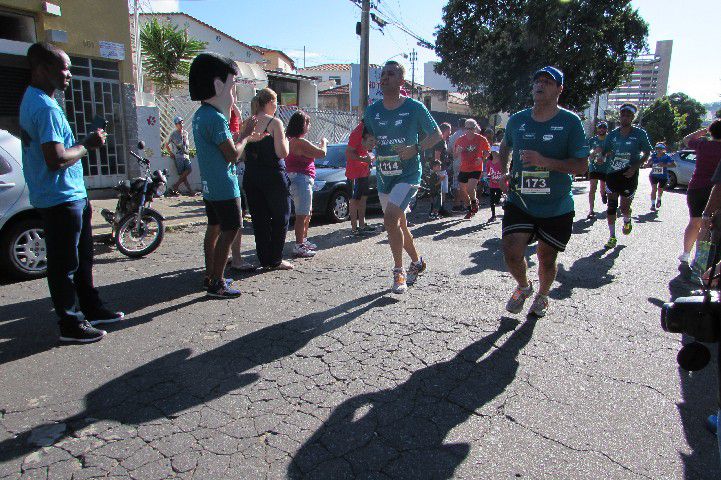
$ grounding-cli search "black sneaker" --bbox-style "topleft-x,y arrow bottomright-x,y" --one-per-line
85,309 -> 125,326
207,279 -> 241,298
203,277 -> 233,289
59,321 -> 106,343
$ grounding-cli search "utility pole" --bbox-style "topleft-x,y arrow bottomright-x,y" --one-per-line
303,46 -> 306,69
359,0 -> 370,118
134,0 -> 143,95
409,49 -> 417,99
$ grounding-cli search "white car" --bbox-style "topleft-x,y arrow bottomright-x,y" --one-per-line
0,129 -> 47,280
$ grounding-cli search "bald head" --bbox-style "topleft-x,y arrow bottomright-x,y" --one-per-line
27,43 -> 67,71
27,42 -> 72,93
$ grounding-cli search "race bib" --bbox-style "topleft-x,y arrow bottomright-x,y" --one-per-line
521,170 -> 550,195
652,166 -> 664,175
611,156 -> 630,171
377,155 -> 402,177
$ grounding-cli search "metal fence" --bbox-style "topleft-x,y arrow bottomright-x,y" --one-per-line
154,94 -> 359,152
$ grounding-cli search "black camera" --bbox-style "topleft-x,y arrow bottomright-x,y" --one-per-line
661,291 -> 721,343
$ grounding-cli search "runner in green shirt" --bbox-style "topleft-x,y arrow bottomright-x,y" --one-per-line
499,66 -> 589,317
587,122 -> 609,219
600,103 -> 653,248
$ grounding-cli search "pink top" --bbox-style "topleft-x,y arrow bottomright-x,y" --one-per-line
485,160 -> 504,189
285,139 -> 316,178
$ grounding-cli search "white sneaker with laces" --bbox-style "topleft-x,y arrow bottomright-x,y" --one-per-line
392,268 -> 408,294
678,252 -> 690,264
292,243 -> 316,258
303,240 -> 318,250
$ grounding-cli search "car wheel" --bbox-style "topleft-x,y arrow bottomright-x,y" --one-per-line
0,218 -> 47,280
666,171 -> 678,190
327,189 -> 350,222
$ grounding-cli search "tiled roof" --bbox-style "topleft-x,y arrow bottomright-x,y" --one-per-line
319,84 -> 350,96
251,45 -> 296,69
300,63 -> 381,72
139,12 -> 264,55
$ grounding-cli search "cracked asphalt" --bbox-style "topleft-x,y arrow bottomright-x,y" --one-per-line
0,178 -> 719,479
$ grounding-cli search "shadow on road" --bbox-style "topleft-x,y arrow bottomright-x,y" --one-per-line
461,237 -> 536,275
287,316 -> 536,479
0,290 -> 396,463
433,220 -> 492,241
551,246 -> 626,300
0,268 -> 206,365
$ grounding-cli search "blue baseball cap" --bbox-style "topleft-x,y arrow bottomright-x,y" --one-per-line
533,66 -> 564,86
655,143 -> 667,149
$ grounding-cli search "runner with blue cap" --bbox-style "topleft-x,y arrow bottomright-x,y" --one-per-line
645,142 -> 675,211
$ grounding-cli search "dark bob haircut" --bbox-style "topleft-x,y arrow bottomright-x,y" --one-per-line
189,53 -> 238,101
286,110 -> 310,138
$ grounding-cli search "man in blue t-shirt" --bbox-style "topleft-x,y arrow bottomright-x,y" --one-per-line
362,61 -> 441,294
19,43 -> 124,343
645,143 -> 675,211
188,53 -> 266,298
499,66 -> 589,317
600,103 -> 653,248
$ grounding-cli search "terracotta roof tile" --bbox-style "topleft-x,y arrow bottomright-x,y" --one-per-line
319,84 -> 350,96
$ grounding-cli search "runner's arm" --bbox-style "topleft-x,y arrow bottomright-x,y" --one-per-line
345,145 -> 373,164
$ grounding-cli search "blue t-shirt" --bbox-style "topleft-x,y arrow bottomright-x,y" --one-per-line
192,103 -> 239,201
19,86 -> 86,208
588,135 -> 609,174
649,152 -> 673,179
362,97 -> 438,193
504,108 -> 589,218
602,126 -> 653,173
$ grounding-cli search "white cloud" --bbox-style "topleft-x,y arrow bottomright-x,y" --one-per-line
148,0 -> 180,12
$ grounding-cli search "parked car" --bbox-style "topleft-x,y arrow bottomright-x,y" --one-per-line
310,143 -> 380,222
666,149 -> 696,189
0,129 -> 47,280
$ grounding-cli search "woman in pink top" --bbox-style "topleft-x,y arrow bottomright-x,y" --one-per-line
484,145 -> 504,222
286,111 -> 327,258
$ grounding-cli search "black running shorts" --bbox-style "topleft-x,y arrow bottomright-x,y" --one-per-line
649,175 -> 667,188
457,170 -> 482,183
502,202 -> 574,252
605,168 -> 639,197
204,197 -> 241,231
589,171 -> 606,181
687,186 -> 713,218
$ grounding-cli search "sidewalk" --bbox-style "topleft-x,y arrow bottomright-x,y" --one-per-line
90,194 -> 207,238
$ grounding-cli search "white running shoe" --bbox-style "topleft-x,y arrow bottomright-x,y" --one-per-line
392,268 -> 408,294
406,257 -> 426,285
678,252 -> 690,264
292,243 -> 316,258
303,240 -> 318,250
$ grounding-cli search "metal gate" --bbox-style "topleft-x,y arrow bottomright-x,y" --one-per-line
65,57 -> 127,189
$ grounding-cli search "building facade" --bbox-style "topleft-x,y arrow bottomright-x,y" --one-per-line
607,40 -> 673,111
0,0 -> 138,188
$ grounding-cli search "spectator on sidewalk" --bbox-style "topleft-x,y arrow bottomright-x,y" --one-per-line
20,43 -> 124,343
189,53 -> 266,297
243,88 -> 293,270
345,122 -> 377,235
286,111 -> 327,258
165,116 -> 197,196
227,103 -> 255,271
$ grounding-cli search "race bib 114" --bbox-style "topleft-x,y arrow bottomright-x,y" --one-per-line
377,155 -> 402,177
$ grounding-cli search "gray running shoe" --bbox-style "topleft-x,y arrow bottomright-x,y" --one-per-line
406,257 -> 426,285
505,283 -> 534,314
529,294 -> 549,317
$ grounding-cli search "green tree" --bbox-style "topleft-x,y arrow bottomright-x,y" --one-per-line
435,0 -> 648,113
716,109 -> 721,119
140,18 -> 206,94
667,92 -> 706,136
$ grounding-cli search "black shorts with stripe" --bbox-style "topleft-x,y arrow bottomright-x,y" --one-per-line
501,202 -> 574,252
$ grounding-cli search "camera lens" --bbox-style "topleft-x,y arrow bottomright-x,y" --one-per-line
660,302 -> 681,333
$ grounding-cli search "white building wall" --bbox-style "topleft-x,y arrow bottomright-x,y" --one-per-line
139,14 -> 265,65
297,68 -> 351,86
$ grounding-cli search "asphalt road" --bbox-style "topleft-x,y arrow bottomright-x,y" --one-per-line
0,177 -> 718,479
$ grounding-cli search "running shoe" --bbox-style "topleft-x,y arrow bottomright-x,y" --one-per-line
85,309 -> 125,326
604,236 -> 617,249
429,212 -> 438,220
678,252 -> 690,264
650,204 -> 656,211
505,283 -> 534,314
656,199 -> 662,209
488,215 -> 497,223
59,321 -> 107,343
293,243 -> 316,258
207,279 -> 241,298
586,211 -> 596,219
622,219 -> 633,235
203,277 -> 233,289
463,210 -> 473,220
350,228 -> 362,237
529,294 -> 549,317
392,268 -> 408,294
470,200 -> 479,215
303,240 -> 318,250
406,257 -> 426,285
361,224 -> 377,233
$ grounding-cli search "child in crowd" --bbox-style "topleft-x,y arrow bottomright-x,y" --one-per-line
485,145 -> 504,222
429,159 -> 446,219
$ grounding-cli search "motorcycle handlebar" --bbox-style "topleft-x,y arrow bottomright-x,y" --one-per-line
129,150 -> 150,165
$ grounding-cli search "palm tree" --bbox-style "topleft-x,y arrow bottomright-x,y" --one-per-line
140,18 -> 206,94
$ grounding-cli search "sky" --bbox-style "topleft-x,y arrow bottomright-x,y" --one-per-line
148,0 -> 720,104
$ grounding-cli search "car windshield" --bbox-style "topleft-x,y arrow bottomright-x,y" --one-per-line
315,144 -> 347,168
678,151 -> 696,163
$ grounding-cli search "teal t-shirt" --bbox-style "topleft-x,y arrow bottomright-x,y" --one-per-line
363,97 -> 438,193
602,126 -> 653,173
19,86 -> 87,208
504,108 -> 589,218
588,135 -> 609,174
192,103 -> 239,201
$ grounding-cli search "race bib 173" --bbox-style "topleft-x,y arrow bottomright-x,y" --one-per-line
520,170 -> 550,195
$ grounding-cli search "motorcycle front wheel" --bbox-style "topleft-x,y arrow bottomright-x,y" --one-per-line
115,210 -> 165,258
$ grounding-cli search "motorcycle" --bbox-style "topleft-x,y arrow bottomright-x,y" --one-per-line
100,141 -> 167,257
